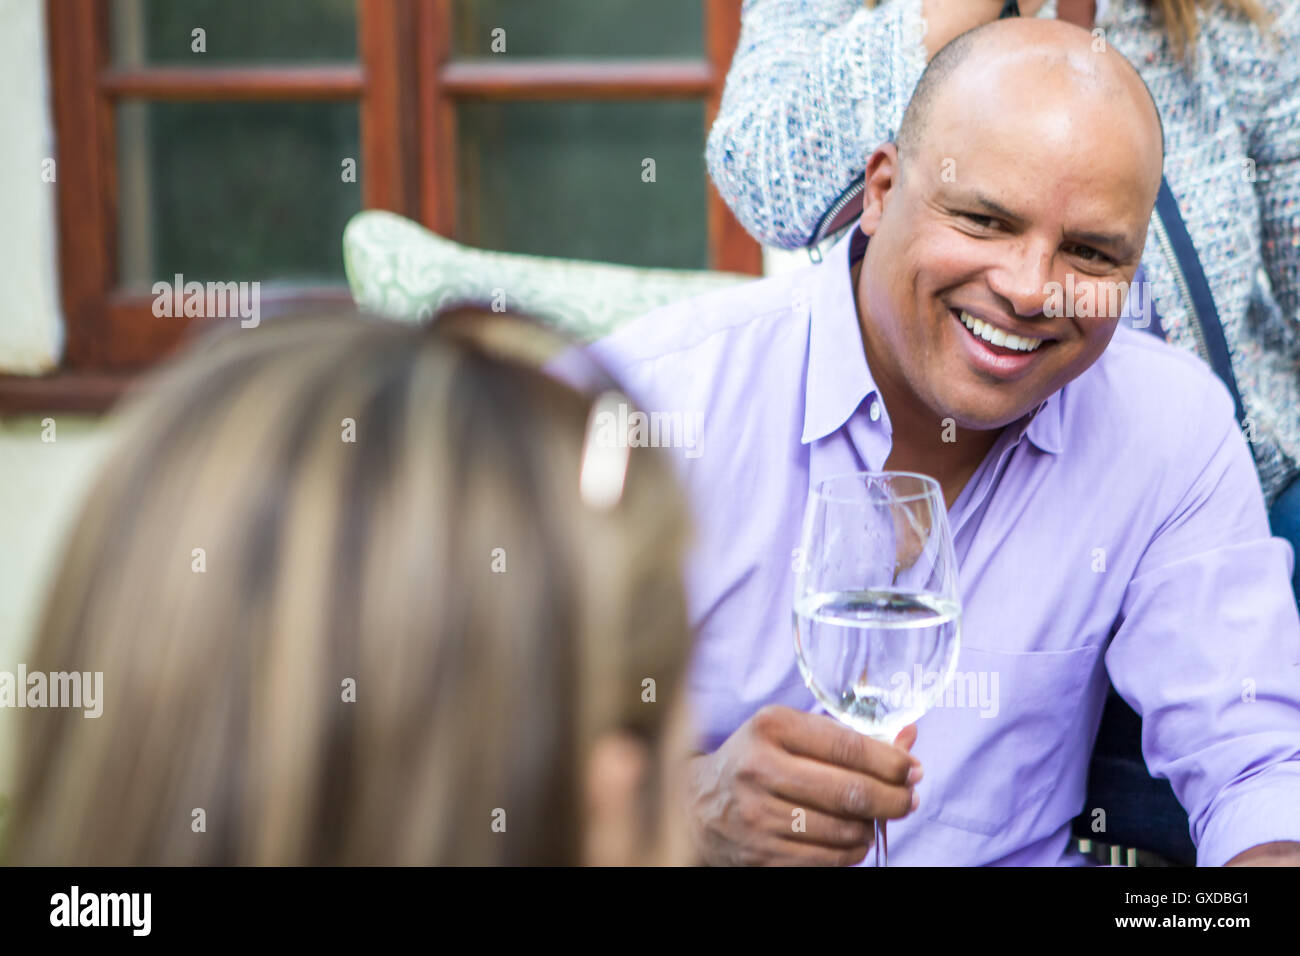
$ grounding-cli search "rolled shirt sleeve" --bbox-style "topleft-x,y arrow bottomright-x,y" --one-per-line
1106,378 -> 1300,866
705,0 -> 927,248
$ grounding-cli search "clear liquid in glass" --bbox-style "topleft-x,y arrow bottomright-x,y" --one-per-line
794,588 -> 960,740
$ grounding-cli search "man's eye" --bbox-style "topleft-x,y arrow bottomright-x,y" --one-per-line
1067,245 -> 1111,264
962,213 -> 998,229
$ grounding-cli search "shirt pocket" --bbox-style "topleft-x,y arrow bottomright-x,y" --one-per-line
916,643 -> 1102,838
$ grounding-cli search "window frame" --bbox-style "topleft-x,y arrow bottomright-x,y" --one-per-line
0,0 -> 758,412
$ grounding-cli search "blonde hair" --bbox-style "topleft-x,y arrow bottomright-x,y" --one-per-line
866,0 -> 1274,61
2,312 -> 693,865
1149,0 -> 1272,60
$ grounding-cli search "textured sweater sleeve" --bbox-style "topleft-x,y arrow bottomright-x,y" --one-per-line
705,0 -> 928,249
1249,3 -> 1300,329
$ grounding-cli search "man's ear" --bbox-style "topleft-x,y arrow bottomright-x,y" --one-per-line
858,143 -> 900,237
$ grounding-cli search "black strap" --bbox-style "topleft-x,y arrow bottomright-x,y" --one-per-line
1153,177 -> 1248,428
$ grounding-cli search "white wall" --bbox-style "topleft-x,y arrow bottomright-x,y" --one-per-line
0,0 -> 64,372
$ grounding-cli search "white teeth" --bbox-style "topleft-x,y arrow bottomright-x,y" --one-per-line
959,310 -> 1044,352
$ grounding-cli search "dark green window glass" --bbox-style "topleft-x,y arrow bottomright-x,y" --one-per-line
116,101 -> 361,286
452,0 -> 703,58
111,0 -> 358,65
457,101 -> 708,269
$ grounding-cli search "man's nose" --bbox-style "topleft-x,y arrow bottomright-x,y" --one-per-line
986,239 -> 1054,318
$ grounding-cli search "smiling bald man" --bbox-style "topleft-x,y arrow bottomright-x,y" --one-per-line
586,18 -> 1300,866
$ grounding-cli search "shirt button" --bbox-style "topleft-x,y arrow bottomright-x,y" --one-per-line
869,399 -> 881,422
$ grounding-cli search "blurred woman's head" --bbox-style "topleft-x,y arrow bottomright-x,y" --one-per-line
2,311 -> 694,865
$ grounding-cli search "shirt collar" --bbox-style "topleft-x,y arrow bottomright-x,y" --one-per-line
801,226 -> 873,445
800,224 -> 1063,455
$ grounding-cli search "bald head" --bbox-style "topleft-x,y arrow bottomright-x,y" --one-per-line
895,18 -> 1164,168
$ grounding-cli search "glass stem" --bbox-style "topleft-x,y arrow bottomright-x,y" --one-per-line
875,819 -> 888,867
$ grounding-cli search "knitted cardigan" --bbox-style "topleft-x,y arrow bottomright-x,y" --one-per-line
706,0 -> 1300,503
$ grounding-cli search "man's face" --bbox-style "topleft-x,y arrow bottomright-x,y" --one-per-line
856,64 -> 1162,431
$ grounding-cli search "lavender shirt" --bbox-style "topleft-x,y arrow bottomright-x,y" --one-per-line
588,225 -> 1300,866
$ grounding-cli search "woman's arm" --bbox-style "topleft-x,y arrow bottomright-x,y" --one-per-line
705,0 -> 1016,249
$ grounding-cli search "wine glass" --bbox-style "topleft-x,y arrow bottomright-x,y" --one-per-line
793,471 -> 962,867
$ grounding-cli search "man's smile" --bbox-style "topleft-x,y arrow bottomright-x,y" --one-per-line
950,307 -> 1058,380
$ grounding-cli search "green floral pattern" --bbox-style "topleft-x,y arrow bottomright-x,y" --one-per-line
342,210 -> 752,342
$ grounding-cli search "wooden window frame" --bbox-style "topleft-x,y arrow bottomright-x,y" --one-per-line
0,0 -> 758,412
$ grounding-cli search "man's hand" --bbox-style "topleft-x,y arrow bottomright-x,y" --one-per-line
685,705 -> 922,866
1225,841 -> 1300,866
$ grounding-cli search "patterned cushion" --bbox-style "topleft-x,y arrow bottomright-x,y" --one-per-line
342,210 -> 752,342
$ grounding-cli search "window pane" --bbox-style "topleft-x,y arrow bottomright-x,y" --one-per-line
111,0 -> 357,65
457,101 -> 708,270
116,101 -> 361,286
453,0 -> 703,58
